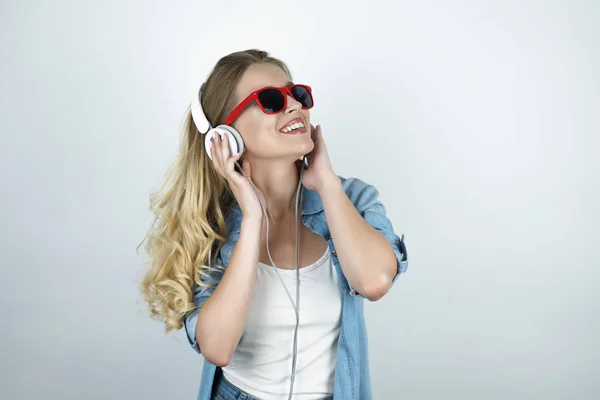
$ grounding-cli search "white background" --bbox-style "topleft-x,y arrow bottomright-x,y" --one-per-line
1,0 -> 599,399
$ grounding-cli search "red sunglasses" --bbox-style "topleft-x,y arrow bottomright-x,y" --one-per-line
224,84 -> 314,126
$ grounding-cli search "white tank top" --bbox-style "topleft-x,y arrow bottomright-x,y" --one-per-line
222,247 -> 342,399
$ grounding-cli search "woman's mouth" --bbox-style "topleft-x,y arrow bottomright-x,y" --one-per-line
279,118 -> 307,134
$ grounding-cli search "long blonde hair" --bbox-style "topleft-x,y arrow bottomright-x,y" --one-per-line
138,49 -> 292,333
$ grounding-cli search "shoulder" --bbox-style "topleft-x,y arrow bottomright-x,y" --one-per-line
337,175 -> 381,211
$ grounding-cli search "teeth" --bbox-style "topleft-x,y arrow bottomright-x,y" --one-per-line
282,121 -> 305,133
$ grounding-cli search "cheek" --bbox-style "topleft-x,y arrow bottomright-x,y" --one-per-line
254,108 -> 281,132
302,110 -> 310,124
235,110 -> 278,147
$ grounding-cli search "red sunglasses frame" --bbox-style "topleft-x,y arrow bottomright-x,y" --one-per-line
224,84 -> 313,126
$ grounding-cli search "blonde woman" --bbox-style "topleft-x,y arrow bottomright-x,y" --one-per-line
139,49 -> 408,400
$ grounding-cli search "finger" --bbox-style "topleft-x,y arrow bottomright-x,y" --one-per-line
230,158 -> 250,184
242,158 -> 251,178
313,125 -> 322,142
209,135 -> 222,170
212,135 -> 229,178
226,153 -> 242,179
219,133 -> 231,161
310,124 -> 316,140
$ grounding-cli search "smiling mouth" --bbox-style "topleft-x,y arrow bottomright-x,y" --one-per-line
279,118 -> 307,134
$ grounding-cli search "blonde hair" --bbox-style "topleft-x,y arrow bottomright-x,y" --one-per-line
137,49 -> 292,333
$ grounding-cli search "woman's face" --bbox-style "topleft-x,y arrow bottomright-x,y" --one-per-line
231,63 -> 314,162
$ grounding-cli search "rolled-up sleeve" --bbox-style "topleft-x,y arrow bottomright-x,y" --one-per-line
183,254 -> 224,354
343,178 -> 408,296
362,199 -> 408,283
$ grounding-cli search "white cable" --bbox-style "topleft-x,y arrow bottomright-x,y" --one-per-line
234,157 -> 306,400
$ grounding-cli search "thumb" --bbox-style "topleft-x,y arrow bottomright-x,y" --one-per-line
242,158 -> 252,179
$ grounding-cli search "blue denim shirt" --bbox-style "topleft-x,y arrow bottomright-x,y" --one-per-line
184,176 -> 408,400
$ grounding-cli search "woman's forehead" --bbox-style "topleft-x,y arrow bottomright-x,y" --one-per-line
235,63 -> 291,100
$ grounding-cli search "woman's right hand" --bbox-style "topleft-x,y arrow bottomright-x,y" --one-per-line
210,133 -> 265,220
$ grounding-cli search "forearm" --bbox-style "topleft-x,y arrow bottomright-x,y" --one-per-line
320,176 -> 396,300
196,216 -> 262,365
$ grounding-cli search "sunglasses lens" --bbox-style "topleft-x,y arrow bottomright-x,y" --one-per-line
257,89 -> 285,113
291,85 -> 313,108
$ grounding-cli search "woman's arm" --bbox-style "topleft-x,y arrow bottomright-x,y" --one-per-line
320,175 -> 397,301
195,215 -> 262,366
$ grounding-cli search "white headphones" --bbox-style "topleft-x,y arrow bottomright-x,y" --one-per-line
190,84 -> 245,160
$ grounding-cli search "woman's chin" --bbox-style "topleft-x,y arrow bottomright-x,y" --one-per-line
297,137 -> 315,153
264,136 -> 314,161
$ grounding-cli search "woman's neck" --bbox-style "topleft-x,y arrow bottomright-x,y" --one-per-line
247,157 -> 303,222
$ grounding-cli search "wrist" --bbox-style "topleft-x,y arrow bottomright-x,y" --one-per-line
241,213 -> 263,230
317,172 -> 342,195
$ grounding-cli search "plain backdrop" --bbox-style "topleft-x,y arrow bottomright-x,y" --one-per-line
1,0 -> 599,399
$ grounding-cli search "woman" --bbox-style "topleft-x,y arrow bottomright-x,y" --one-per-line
139,49 -> 408,400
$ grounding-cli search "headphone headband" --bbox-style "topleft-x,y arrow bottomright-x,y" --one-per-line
190,82 -> 245,160
190,85 -> 212,134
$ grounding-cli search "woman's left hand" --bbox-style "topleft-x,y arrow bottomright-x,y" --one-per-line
300,124 -> 337,193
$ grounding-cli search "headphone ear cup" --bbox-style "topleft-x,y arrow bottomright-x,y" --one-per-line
204,125 -> 245,161
219,125 -> 245,155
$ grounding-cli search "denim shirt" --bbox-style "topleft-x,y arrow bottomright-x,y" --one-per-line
184,176 -> 409,400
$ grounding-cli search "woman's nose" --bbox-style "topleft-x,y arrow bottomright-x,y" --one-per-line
285,95 -> 302,113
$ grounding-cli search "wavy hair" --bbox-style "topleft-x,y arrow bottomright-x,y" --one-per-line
137,49 -> 291,333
